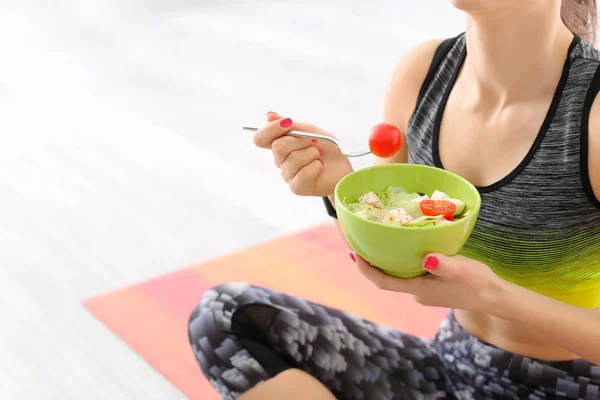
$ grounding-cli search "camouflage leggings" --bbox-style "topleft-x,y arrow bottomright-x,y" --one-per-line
188,283 -> 600,400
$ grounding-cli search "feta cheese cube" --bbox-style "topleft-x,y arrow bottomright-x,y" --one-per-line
431,190 -> 450,201
412,194 -> 430,203
359,192 -> 384,209
389,208 -> 413,225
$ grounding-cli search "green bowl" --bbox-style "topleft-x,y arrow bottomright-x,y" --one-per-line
334,164 -> 481,278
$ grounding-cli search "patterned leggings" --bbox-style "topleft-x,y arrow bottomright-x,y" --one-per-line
188,283 -> 600,400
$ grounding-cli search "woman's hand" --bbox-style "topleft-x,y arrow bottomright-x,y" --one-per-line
352,252 -> 504,313
253,112 -> 353,197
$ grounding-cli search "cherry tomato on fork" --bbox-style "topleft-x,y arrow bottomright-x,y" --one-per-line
420,200 -> 457,221
368,122 -> 402,158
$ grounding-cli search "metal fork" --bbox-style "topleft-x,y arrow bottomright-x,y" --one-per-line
242,126 -> 371,157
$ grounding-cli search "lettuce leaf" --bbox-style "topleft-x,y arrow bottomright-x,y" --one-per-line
405,215 -> 452,227
386,187 -> 423,218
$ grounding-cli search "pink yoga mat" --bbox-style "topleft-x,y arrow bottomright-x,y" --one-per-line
85,224 -> 448,399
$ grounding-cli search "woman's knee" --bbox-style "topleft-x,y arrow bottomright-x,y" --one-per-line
188,282 -> 252,338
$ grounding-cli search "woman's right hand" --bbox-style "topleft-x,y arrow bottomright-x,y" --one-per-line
253,112 -> 353,197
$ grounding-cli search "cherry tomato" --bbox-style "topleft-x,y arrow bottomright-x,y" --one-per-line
368,122 -> 402,158
420,200 -> 457,221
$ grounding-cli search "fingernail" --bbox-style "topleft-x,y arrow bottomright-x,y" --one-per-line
318,159 -> 324,165
267,111 -> 276,116
280,118 -> 293,128
424,256 -> 439,270
311,139 -> 317,143
318,148 -> 323,157
349,253 -> 356,263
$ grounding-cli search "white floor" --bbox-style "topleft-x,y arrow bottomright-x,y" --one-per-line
0,1 -> 463,398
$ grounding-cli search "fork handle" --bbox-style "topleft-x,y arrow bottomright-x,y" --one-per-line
241,126 -> 341,148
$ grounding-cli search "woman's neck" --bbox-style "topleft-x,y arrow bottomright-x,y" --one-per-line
463,1 -> 574,105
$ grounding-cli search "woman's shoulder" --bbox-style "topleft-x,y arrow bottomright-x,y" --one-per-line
383,39 -> 446,135
384,38 -> 445,109
386,34 -> 465,103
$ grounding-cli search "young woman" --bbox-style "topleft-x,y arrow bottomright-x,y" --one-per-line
188,1 -> 600,399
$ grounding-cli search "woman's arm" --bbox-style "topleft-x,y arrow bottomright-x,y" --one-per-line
491,280 -> 600,364
376,39 -> 443,166
588,89 -> 600,201
353,252 -> 600,364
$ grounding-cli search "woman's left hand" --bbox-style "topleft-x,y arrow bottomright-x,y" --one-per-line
352,252 -> 505,313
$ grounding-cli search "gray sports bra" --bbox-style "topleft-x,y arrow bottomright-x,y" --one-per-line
407,33 -> 600,308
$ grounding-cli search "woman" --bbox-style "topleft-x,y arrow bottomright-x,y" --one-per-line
189,0 -> 600,399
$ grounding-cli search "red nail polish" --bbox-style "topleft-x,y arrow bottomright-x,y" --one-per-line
424,256 -> 439,270
280,118 -> 293,128
311,139 -> 317,143
349,253 -> 356,262
318,148 -> 324,157
318,159 -> 324,165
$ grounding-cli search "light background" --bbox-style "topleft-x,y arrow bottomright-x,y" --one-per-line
0,2 -> 463,398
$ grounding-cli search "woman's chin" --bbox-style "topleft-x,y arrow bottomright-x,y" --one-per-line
448,0 -> 484,12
